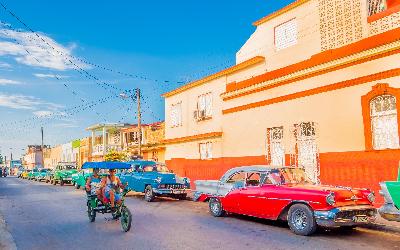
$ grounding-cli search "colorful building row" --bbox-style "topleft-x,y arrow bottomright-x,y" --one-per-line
38,122 -> 165,169
162,0 -> 400,204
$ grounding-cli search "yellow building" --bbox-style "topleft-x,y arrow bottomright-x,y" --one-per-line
121,122 -> 166,162
163,0 -> 400,203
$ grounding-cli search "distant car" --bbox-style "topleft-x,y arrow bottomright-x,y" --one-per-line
35,169 -> 52,182
21,170 -> 31,179
194,166 -> 377,236
28,169 -> 39,180
379,166 -> 400,222
16,168 -> 25,178
119,160 -> 190,202
52,163 -> 78,186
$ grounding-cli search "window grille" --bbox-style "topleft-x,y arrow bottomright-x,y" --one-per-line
275,19 -> 298,51
266,127 -> 285,166
368,0 -> 387,16
370,95 -> 400,149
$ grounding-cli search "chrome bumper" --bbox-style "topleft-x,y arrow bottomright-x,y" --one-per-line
154,188 -> 190,195
314,205 -> 377,227
379,203 -> 400,222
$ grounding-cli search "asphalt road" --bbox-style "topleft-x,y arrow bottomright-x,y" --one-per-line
0,177 -> 399,250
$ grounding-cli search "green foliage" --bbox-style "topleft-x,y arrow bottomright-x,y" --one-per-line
104,150 -> 128,162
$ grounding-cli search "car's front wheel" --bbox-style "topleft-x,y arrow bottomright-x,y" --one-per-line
209,198 -> 225,217
60,179 -> 64,186
144,186 -> 155,202
287,204 -> 317,236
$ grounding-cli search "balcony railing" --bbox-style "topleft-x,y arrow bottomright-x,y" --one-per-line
92,144 -> 122,156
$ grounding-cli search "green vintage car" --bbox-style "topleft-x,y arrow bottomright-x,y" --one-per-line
51,163 -> 78,186
28,169 -> 39,180
34,168 -> 52,182
72,169 -> 92,189
379,167 -> 400,222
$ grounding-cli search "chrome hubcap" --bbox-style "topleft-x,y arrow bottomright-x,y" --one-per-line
211,201 -> 220,214
292,209 -> 308,230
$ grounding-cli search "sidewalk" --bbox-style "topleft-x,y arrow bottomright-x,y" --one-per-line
0,213 -> 17,250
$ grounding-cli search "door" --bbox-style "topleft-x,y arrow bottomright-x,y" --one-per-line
237,172 -> 273,218
293,122 -> 320,183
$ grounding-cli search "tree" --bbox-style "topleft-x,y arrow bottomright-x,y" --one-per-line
104,150 -> 127,162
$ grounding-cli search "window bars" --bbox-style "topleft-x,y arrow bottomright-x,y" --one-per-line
370,95 -> 400,150
368,0 -> 387,16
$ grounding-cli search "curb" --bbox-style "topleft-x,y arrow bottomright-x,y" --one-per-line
0,214 -> 17,250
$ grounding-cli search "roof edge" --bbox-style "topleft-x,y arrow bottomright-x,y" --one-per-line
162,56 -> 265,98
253,0 -> 310,27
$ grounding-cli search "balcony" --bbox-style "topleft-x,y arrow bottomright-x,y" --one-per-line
92,144 -> 122,156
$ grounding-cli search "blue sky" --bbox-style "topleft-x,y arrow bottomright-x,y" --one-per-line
0,0 -> 294,159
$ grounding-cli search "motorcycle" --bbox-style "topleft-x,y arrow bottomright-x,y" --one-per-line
82,161 -> 132,232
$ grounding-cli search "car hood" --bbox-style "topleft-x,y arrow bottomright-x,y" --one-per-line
283,184 -> 372,206
145,172 -> 187,184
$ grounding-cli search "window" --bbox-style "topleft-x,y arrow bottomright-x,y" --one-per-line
227,172 -> 246,183
196,93 -> 212,120
368,0 -> 387,16
170,102 -> 182,127
275,19 -> 298,51
199,142 -> 213,160
370,95 -> 400,149
266,127 -> 285,166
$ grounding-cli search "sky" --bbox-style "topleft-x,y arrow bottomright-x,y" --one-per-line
0,0 -> 294,159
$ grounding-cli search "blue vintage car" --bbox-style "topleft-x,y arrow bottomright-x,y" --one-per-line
119,160 -> 190,202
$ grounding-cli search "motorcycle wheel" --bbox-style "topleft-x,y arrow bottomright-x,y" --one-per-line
88,205 -> 96,222
120,206 -> 132,232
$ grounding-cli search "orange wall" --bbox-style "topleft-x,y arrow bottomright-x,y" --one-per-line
167,150 -> 400,205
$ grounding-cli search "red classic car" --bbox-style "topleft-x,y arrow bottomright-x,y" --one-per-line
194,166 -> 377,236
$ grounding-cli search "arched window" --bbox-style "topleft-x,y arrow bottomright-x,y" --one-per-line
362,84 -> 400,150
370,95 -> 400,149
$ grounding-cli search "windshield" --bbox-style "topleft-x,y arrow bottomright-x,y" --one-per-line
264,168 -> 312,185
142,163 -> 169,173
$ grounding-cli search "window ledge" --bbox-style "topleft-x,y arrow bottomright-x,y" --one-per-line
368,5 -> 400,23
196,116 -> 212,122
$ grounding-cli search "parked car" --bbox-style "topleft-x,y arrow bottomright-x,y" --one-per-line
28,169 -> 39,180
52,163 -> 78,186
379,166 -> 400,222
16,168 -> 25,178
119,160 -> 190,202
21,169 -> 31,179
71,169 -> 107,189
194,166 -> 377,236
35,168 -> 52,182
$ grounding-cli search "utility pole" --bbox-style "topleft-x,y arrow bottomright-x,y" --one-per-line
136,88 -> 142,157
41,127 -> 44,168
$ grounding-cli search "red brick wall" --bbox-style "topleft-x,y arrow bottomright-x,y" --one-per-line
167,150 -> 400,205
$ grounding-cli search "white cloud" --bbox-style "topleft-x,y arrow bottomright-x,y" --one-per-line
0,62 -> 11,68
0,92 -> 63,110
33,73 -> 69,79
0,78 -> 20,85
0,28 -> 89,71
33,110 -> 53,117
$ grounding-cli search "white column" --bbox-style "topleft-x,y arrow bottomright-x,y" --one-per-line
102,127 -> 106,155
91,130 -> 95,148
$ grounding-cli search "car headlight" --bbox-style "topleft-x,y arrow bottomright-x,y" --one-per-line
367,192 -> 375,203
326,192 -> 335,206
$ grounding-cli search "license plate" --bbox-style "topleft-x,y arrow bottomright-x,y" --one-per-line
353,216 -> 368,223
173,190 -> 182,194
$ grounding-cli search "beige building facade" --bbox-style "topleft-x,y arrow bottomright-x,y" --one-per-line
163,0 -> 400,203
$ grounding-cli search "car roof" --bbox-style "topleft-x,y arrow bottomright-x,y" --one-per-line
220,165 -> 294,182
